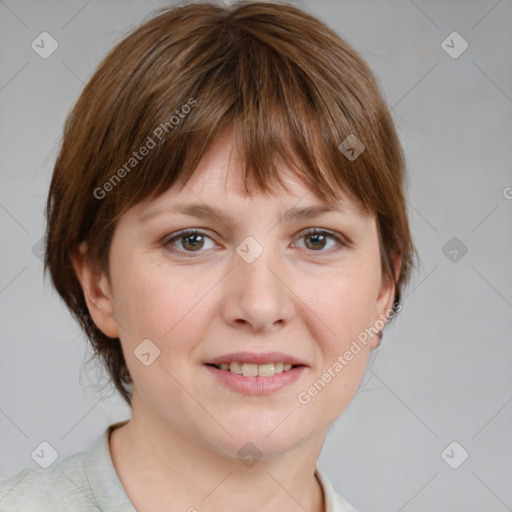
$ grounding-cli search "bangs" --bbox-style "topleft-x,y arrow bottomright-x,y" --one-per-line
99,5 -> 393,222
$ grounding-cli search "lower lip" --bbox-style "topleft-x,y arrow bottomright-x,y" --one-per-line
204,365 -> 306,395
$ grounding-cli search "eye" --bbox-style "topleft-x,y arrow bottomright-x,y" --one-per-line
163,229 -> 216,255
162,227 -> 347,257
293,228 -> 345,252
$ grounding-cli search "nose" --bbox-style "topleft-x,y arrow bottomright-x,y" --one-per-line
220,242 -> 295,334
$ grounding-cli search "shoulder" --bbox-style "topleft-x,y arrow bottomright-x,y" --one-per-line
0,448 -> 92,512
0,421 -> 132,512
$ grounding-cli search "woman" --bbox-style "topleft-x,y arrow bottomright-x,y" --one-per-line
0,1 -> 415,510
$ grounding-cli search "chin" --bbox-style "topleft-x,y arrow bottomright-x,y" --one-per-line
212,415 -> 315,459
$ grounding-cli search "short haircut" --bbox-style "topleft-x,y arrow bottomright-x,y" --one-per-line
44,0 -> 417,406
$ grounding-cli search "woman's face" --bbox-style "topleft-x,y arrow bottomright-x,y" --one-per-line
82,126 -> 397,459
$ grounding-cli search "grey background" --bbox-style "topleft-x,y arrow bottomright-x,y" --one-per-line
1,0 -> 511,510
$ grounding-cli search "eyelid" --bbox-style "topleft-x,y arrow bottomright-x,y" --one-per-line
162,228 -> 218,255
293,227 -> 350,251
295,227 -> 347,242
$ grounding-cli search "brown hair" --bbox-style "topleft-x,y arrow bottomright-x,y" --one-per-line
44,0 -> 416,406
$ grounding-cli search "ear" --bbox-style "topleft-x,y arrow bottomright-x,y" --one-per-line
70,241 -> 119,338
370,251 -> 402,349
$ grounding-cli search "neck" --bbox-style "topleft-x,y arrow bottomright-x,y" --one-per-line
109,394 -> 326,512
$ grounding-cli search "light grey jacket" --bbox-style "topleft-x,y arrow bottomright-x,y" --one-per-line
0,423 -> 358,512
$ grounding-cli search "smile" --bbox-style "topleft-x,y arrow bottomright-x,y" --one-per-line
204,364 -> 306,395
209,362 -> 298,377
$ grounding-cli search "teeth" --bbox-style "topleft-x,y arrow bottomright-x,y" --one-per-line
257,363 -> 275,377
215,362 -> 297,376
242,363 -> 259,377
229,362 -> 243,374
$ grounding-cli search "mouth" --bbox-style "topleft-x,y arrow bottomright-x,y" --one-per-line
204,361 -> 303,377
203,351 -> 308,394
204,351 -> 307,376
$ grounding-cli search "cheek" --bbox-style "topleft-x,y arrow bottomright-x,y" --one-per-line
112,260 -> 214,367
111,255 -> 193,334
111,263 -> 200,391
294,264 -> 381,349
292,265 -> 380,418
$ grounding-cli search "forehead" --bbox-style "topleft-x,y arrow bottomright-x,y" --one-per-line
157,125 -> 367,216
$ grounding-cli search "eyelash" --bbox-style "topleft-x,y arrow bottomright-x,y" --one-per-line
162,228 -> 348,257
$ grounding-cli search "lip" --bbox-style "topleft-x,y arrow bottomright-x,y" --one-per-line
204,351 -> 308,366
204,364 -> 307,395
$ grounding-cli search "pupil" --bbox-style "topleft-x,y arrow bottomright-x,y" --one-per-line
307,234 -> 325,250
184,234 -> 203,250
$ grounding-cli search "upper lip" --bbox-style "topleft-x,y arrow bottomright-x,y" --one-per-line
205,351 -> 308,367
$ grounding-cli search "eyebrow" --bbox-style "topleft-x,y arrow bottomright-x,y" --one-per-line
138,203 -> 343,225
